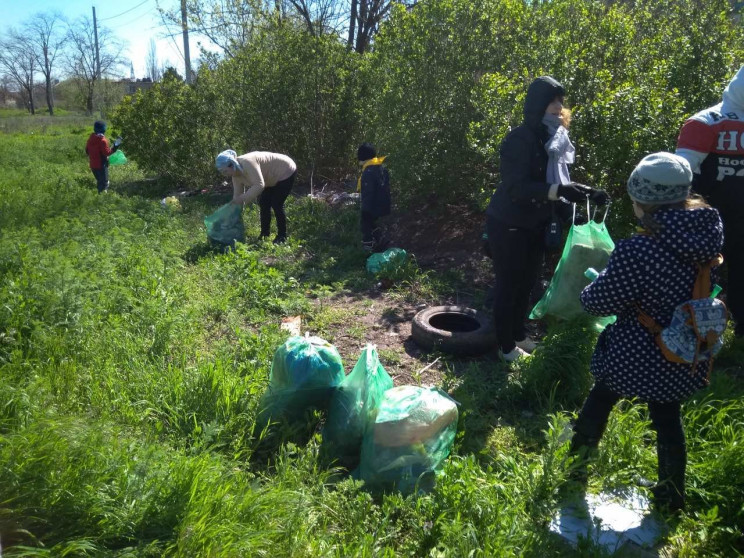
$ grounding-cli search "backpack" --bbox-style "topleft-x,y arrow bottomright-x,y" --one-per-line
637,254 -> 727,382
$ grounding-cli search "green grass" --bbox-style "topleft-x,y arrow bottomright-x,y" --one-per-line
1,115 -> 743,556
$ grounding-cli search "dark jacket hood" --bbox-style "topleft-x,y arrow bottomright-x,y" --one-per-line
652,207 -> 723,265
523,76 -> 565,129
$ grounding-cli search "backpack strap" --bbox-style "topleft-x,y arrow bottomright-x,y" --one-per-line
635,253 -> 724,372
692,254 -> 723,299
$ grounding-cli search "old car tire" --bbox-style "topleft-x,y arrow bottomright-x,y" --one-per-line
411,305 -> 496,356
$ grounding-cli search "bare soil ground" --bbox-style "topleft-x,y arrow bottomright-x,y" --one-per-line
305,192 -> 503,385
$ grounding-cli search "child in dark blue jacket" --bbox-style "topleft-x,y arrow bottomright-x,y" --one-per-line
357,143 -> 391,252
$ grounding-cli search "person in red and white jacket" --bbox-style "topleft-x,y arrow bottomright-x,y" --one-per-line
676,66 -> 744,337
85,120 -> 121,193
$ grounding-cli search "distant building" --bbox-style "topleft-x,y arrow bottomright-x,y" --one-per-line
119,77 -> 154,95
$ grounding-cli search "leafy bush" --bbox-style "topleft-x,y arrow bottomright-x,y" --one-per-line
112,26 -> 362,189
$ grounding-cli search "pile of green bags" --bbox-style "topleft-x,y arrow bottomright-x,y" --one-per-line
530,216 -> 616,330
260,338 -> 459,494
204,203 -> 245,250
357,385 -> 459,493
258,336 -> 345,425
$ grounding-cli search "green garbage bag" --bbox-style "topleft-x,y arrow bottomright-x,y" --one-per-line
366,248 -> 407,275
323,344 -> 394,461
204,203 -> 245,250
108,150 -> 127,165
357,385 -> 458,494
530,216 -> 616,330
258,335 -> 345,425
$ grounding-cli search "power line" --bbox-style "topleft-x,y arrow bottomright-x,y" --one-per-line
99,0 -> 151,22
115,7 -> 159,28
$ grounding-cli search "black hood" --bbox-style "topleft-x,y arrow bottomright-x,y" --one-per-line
523,76 -> 565,129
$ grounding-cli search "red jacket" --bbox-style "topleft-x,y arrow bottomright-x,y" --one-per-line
86,133 -> 113,169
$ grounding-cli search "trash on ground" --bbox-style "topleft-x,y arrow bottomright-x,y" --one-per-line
161,196 -> 182,210
323,344 -> 394,462
280,316 -> 302,337
550,487 -> 665,554
258,335 -> 345,425
308,190 -> 360,206
357,385 -> 458,493
366,248 -> 407,275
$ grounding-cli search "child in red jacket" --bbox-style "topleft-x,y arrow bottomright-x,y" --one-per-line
85,120 -> 121,193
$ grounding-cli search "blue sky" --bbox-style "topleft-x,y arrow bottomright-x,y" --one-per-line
2,0 -> 215,78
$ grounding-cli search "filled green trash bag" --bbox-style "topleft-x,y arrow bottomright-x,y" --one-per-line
366,248 -> 407,275
258,335 -> 345,425
108,150 -> 127,165
530,217 -> 616,331
323,344 -> 394,462
204,203 -> 245,250
357,385 -> 458,494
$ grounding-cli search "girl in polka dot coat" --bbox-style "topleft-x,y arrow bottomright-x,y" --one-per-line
569,152 -> 724,513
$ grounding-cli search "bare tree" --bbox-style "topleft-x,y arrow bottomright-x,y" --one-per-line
350,0 -> 394,53
146,38 -> 162,82
65,15 -> 125,114
24,12 -> 67,115
285,0 -> 346,36
286,0 -> 409,53
0,75 -> 12,106
157,0 -> 274,58
156,0 -> 408,59
0,29 -> 37,114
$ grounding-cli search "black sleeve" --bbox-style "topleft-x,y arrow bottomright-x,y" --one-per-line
360,169 -> 377,214
499,133 -> 552,204
555,199 -> 573,222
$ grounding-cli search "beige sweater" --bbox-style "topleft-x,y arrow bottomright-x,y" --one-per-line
232,152 -> 297,204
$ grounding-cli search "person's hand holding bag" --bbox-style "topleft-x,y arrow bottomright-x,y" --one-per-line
589,189 -> 609,205
557,182 -> 593,203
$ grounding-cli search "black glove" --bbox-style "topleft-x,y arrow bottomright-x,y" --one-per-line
557,182 -> 593,203
589,189 -> 609,205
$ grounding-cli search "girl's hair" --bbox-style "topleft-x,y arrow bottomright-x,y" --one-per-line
636,195 -> 709,234
560,107 -> 572,129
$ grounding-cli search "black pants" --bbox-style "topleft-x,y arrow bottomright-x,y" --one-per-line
259,172 -> 295,239
723,230 -> 744,336
91,166 -> 109,193
574,382 -> 685,449
486,217 -> 544,353
361,211 -> 382,244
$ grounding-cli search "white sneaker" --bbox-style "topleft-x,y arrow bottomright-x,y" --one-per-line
515,336 -> 538,353
502,346 -> 530,362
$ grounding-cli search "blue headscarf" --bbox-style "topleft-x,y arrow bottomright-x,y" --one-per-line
216,149 -> 242,172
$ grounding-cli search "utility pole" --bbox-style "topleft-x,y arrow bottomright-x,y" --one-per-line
181,0 -> 192,84
92,6 -> 101,79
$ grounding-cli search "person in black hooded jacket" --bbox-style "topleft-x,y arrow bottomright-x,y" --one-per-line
486,76 -> 608,362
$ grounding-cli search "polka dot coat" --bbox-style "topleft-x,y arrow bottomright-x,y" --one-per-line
580,207 -> 724,402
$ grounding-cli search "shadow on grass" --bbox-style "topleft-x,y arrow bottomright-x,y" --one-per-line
440,319 -> 599,460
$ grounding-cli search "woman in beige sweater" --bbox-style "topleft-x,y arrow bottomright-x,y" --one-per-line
216,149 -> 297,243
